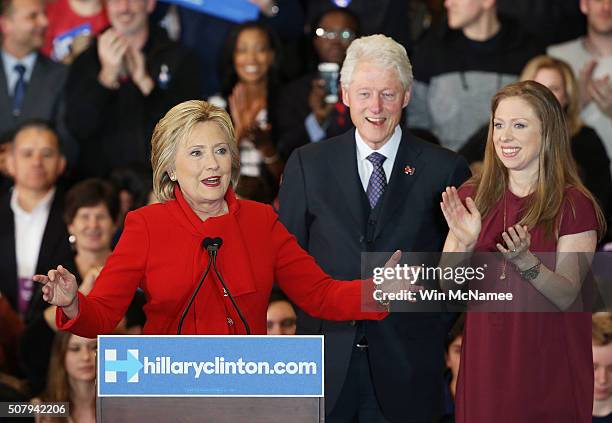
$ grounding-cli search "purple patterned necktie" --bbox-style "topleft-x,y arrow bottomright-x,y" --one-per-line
366,152 -> 387,209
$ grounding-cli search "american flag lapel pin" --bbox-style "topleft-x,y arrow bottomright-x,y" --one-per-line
404,165 -> 415,175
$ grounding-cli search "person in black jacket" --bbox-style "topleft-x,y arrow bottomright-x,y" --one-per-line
19,178 -> 120,396
0,120 -> 74,324
64,0 -> 202,179
279,34 -> 471,423
276,7 -> 360,161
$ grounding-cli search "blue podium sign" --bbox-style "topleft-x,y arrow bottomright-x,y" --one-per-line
97,336 -> 324,397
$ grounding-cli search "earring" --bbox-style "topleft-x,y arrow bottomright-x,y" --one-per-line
68,234 -> 76,251
169,172 -> 176,181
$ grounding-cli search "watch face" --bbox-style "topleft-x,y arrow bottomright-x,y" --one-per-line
521,262 -> 541,280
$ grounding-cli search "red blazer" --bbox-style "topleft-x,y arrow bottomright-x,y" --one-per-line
58,187 -> 386,336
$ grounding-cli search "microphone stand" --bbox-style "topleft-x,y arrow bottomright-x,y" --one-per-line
177,237 -> 224,335
177,237 -> 251,335
209,244 -> 251,335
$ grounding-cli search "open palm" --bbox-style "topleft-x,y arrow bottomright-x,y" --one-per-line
440,187 -> 482,250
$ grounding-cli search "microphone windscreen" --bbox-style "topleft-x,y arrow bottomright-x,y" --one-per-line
214,237 -> 223,249
202,237 -> 215,250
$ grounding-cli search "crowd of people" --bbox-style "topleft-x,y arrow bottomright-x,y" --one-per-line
0,0 -> 611,422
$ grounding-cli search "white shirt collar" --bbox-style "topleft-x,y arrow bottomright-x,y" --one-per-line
354,126 -> 402,191
10,186 -> 56,217
10,186 -> 56,280
1,50 -> 38,95
355,125 -> 402,164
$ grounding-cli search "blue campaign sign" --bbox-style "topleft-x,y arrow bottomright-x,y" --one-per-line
97,336 -> 324,397
158,0 -> 259,23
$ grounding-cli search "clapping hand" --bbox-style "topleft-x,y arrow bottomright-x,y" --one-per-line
228,83 -> 266,141
125,45 -> 154,95
496,223 -> 540,272
97,28 -> 129,89
440,187 -> 481,251
579,60 -> 612,117
589,75 -> 612,119
578,59 -> 597,108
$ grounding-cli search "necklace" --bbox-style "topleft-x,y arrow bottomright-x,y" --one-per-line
500,192 -> 507,280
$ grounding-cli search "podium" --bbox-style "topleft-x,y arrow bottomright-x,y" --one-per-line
98,397 -> 323,422
96,335 -> 324,423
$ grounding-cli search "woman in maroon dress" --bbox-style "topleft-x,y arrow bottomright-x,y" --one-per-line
440,81 -> 607,422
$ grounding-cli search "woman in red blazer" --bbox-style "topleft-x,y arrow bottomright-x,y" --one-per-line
34,100 -> 389,337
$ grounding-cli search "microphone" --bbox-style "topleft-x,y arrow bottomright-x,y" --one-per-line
202,237 -> 223,253
207,237 -> 251,335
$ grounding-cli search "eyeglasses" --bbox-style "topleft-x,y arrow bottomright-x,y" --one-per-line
315,28 -> 356,43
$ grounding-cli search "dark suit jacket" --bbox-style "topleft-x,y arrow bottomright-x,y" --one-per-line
64,27 -> 203,178
278,128 -> 471,422
0,52 -> 76,166
0,188 -> 75,323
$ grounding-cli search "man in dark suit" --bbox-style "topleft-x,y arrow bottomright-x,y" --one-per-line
0,120 -> 74,323
0,0 -> 76,166
278,34 -> 470,422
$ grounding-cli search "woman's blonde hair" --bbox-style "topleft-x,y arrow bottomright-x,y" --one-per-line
471,81 -> 606,239
151,100 -> 240,202
520,55 -> 582,137
593,313 -> 612,346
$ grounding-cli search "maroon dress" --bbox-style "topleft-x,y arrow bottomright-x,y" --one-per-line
455,186 -> 598,422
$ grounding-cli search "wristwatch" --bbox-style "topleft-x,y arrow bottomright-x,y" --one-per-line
519,258 -> 541,281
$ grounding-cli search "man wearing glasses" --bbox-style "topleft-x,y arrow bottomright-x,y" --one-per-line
276,8 -> 359,160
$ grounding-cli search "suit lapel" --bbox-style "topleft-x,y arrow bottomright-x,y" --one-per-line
27,189 -> 68,320
328,130 -> 366,231
0,191 -> 18,309
0,56 -> 12,122
20,53 -> 46,117
35,189 -> 65,275
373,131 -> 424,240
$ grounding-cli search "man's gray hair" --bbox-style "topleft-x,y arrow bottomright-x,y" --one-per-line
340,34 -> 413,91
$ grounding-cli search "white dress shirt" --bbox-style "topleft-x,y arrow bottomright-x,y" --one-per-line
10,187 -> 56,279
355,125 -> 402,192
